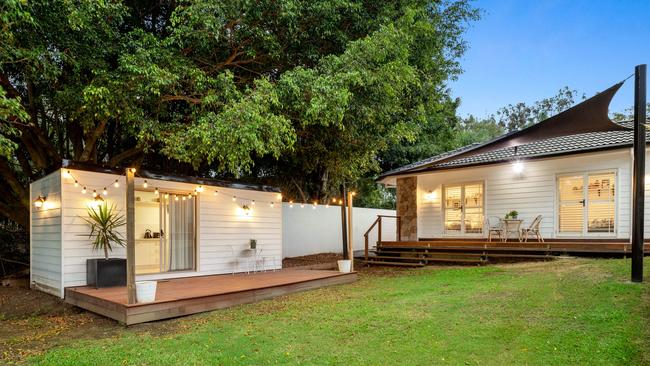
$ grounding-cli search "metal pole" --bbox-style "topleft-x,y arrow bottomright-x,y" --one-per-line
347,191 -> 354,271
632,64 -> 646,283
340,185 -> 348,259
126,168 -> 137,303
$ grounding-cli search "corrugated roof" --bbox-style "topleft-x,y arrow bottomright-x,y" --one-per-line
379,120 -> 640,179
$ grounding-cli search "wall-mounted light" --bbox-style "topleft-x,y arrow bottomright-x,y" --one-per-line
424,190 -> 437,202
512,160 -> 524,175
33,195 -> 46,209
238,204 -> 252,217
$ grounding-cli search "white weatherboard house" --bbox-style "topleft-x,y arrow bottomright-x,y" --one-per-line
30,162 -> 283,298
378,120 -> 649,242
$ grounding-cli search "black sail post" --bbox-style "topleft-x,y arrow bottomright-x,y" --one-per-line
632,64 -> 647,283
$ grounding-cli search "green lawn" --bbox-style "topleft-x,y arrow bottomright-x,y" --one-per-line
28,259 -> 649,365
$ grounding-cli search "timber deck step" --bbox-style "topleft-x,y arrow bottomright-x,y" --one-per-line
365,256 -> 485,264
361,260 -> 425,267
366,255 -> 483,261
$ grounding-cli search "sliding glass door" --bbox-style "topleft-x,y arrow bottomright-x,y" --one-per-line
135,191 -> 196,274
558,171 -> 616,236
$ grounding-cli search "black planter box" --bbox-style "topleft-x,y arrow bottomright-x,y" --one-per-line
86,258 -> 127,288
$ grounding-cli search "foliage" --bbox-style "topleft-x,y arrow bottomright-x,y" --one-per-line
80,204 -> 126,260
26,259 -> 650,365
496,86 -> 584,132
505,210 -> 519,219
0,0 -> 479,235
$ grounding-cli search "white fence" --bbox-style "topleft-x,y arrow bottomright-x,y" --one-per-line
282,203 -> 397,258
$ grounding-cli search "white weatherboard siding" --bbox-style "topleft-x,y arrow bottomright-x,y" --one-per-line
417,150 -> 634,240
58,169 -> 282,292
30,171 -> 63,297
282,204 -> 397,258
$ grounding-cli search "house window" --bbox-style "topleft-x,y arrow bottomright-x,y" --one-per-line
443,183 -> 484,235
558,172 -> 615,235
135,190 -> 196,274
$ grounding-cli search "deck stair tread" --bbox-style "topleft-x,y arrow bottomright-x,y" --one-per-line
366,255 -> 483,261
361,260 -> 425,267
365,256 -> 485,264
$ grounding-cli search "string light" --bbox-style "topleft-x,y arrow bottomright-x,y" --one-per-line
270,202 -> 275,208
102,187 -> 108,196
143,180 -> 148,188
113,179 -> 119,188
289,201 -> 294,208
175,195 -> 179,201
276,193 -> 282,200
182,196 -> 186,201
213,190 -> 219,196
82,187 -> 87,194
92,190 -> 97,198
130,168 -> 136,173
74,181 -> 79,187
63,170 -> 72,179
196,185 -> 204,193
165,194 -> 169,199
326,204 -> 330,208
251,200 -> 256,206
300,203 -> 305,208
232,196 -> 237,202
154,188 -> 159,195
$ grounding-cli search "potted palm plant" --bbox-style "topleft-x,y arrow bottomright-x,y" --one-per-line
82,203 -> 127,288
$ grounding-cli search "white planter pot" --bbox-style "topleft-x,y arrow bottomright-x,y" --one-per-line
337,259 -> 352,273
136,280 -> 157,303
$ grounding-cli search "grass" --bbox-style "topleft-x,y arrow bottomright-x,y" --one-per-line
26,259 -> 650,365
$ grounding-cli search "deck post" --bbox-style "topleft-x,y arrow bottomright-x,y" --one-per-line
632,64 -> 646,283
340,185 -> 348,259
378,216 -> 382,244
126,168 -> 137,303
347,191 -> 354,271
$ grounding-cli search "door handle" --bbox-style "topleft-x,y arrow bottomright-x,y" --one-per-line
579,199 -> 585,207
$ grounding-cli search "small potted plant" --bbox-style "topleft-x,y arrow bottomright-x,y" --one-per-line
82,203 -> 127,288
505,210 -> 519,220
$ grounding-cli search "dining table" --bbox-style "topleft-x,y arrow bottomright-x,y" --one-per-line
501,219 -> 523,242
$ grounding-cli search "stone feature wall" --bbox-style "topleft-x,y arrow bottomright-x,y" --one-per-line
396,177 -> 417,241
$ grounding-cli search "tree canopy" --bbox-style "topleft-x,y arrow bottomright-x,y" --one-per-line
0,0 -> 479,230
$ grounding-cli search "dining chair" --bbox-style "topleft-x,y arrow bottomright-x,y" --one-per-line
521,215 -> 544,242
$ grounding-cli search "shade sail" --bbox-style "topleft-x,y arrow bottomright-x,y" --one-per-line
411,82 -> 628,170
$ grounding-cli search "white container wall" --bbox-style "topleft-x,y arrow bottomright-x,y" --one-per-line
282,203 -> 397,258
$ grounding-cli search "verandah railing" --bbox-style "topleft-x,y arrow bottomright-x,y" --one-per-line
363,215 -> 401,261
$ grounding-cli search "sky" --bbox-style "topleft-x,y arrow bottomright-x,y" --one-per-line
451,0 -> 650,118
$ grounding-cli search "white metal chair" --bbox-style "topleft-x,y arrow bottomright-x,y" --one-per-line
230,245 -> 255,274
260,249 -> 278,271
487,216 -> 504,242
521,215 -> 543,242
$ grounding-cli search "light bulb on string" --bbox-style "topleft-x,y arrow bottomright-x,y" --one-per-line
276,193 -> 282,201
213,191 -> 219,196
154,188 -> 159,195
143,180 -> 148,188
251,200 -> 256,206
81,187 -> 87,194
300,203 -> 305,208
174,195 -> 179,201
182,196 -> 186,201
289,201 -> 294,208
164,194 -> 169,199
74,181 -> 79,188
270,202 -> 275,208
63,170 -> 72,179
113,179 -> 119,188
232,196 -> 237,202
102,187 -> 108,196
92,190 -> 97,198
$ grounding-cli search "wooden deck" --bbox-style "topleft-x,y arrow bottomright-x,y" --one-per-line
359,239 -> 649,266
65,269 -> 357,325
